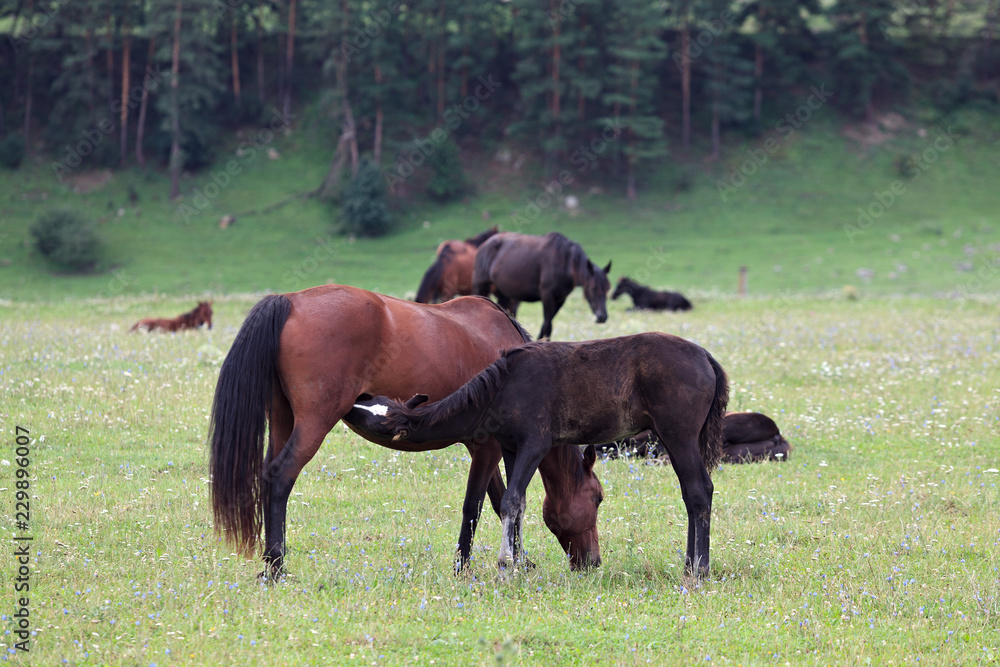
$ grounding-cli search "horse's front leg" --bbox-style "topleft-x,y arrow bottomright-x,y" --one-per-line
538,292 -> 568,340
497,437 -> 550,570
455,440 -> 503,571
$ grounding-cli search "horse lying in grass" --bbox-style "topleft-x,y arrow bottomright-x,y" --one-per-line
595,411 -> 791,463
131,301 -> 213,332
346,332 -> 729,575
612,277 -> 692,312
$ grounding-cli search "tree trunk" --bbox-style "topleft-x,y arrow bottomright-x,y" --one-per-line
0,89 -> 5,138
548,4 -> 561,176
256,14 -> 265,106
23,61 -> 32,157
680,27 -> 691,150
169,0 -> 183,200
436,2 -> 446,117
373,64 -> 383,164
120,31 -> 132,166
85,28 -> 95,113
753,42 -> 763,121
106,15 -> 115,112
231,11 -> 242,106
136,37 -> 154,168
283,0 -> 296,121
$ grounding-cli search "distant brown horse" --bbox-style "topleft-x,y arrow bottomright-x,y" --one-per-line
473,231 -> 611,339
209,286 -> 602,577
415,227 -> 499,304
348,332 -> 728,575
131,301 -> 212,332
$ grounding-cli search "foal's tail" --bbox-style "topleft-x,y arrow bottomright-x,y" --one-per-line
208,294 -> 292,554
415,246 -> 453,303
699,352 -> 730,474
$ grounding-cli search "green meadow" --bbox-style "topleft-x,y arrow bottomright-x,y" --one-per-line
1,114 -> 999,665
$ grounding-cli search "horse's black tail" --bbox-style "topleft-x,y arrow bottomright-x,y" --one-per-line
208,294 -> 292,555
415,246 -> 453,303
699,352 -> 729,474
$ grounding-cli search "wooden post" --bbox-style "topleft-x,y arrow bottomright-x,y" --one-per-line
738,266 -> 747,297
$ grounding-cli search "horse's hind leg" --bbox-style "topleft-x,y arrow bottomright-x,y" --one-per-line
653,422 -> 714,577
262,414 -> 333,578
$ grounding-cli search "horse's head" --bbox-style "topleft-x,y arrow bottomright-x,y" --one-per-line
581,260 -> 612,324
198,301 -> 214,329
611,276 -> 631,301
541,445 -> 603,570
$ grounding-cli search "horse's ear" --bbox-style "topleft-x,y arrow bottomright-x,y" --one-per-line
583,444 -> 597,470
586,260 -> 595,276
602,260 -> 612,275
405,393 -> 429,409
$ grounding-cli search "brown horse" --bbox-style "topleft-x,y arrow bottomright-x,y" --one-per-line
131,301 -> 213,332
415,227 -> 499,304
208,285 -> 602,577
348,332 -> 729,575
473,232 -> 611,339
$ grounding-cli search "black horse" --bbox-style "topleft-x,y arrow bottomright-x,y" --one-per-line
596,411 -> 790,463
472,232 -> 611,339
612,277 -> 692,312
347,332 -> 729,576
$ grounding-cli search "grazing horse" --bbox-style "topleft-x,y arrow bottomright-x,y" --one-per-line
415,227 -> 499,304
131,301 -> 213,332
473,232 -> 611,340
208,285 -> 602,577
347,332 -> 729,575
612,277 -> 692,312
596,411 -> 790,463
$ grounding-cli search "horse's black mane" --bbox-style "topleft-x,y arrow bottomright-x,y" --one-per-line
465,226 -> 499,247
383,354 -> 512,433
544,232 -> 590,278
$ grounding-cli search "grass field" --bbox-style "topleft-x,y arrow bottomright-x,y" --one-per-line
1,294 -> 997,665
1,108 -> 999,664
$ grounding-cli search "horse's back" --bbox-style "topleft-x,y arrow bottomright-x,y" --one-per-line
280,285 -> 525,405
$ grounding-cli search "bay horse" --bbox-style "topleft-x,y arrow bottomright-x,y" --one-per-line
347,332 -> 729,575
472,232 -> 611,340
130,301 -> 213,332
415,227 -> 499,304
612,277 -> 692,312
208,285 -> 602,578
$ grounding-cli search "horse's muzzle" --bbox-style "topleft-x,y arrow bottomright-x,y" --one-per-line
595,313 -> 608,324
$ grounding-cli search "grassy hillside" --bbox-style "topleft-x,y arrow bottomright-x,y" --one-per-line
1,109 -> 999,305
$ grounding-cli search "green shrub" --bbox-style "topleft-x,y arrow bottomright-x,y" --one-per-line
0,135 -> 25,169
342,158 -> 392,237
425,138 -> 470,202
29,209 -> 103,272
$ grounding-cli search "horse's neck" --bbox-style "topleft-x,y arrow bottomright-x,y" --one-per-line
536,447 -> 579,497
